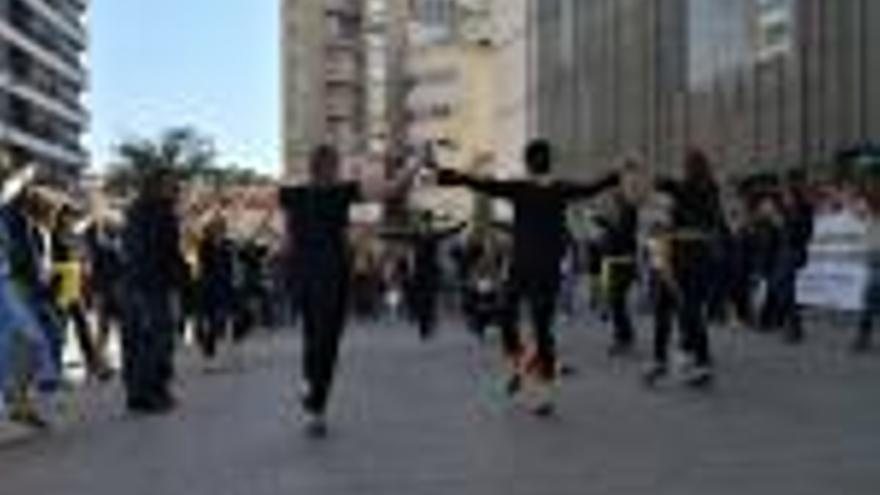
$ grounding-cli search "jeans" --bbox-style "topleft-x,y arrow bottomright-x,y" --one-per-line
0,281 -> 59,394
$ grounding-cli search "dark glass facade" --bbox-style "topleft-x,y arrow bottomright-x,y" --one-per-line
530,0 -> 880,178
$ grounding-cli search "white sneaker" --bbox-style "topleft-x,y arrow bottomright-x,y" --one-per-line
519,378 -> 556,417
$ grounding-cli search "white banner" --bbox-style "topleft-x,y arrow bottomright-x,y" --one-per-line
796,209 -> 870,311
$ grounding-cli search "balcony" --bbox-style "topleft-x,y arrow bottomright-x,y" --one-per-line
0,16 -> 86,86
0,71 -> 88,126
325,59 -> 360,85
325,0 -> 361,19
0,119 -> 87,167
22,0 -> 87,47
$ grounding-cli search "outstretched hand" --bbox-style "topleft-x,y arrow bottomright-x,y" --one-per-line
619,159 -> 653,205
436,168 -> 463,186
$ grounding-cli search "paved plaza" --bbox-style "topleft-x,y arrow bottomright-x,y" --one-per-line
2,318 -> 879,494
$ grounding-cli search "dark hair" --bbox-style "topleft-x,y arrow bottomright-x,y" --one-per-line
139,167 -> 175,202
524,139 -> 552,175
309,144 -> 340,181
684,148 -> 716,187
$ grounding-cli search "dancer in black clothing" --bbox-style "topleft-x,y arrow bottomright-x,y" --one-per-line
773,176 -> 815,344
279,145 -> 421,437
195,217 -> 236,363
599,191 -> 640,356
645,149 -> 726,388
121,168 -> 188,414
438,140 -> 619,415
382,212 -> 465,340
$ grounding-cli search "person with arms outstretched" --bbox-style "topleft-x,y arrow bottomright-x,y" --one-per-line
437,140 -> 619,415
279,145 -> 422,437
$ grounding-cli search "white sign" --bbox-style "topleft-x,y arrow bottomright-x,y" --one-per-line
796,209 -> 870,311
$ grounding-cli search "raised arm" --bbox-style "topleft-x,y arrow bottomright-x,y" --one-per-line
378,228 -> 418,244
431,221 -> 467,242
436,168 -> 519,198
654,176 -> 682,198
360,159 -> 422,202
558,173 -> 620,202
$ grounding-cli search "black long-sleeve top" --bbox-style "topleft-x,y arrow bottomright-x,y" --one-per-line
122,197 -> 187,292
438,170 -> 619,278
599,193 -> 639,257
381,223 -> 465,282
656,177 -> 726,235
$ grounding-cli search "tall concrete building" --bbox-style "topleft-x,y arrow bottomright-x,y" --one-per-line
531,0 -> 689,178
0,0 -> 90,179
530,0 -> 880,178
364,0 -> 411,158
281,0 -> 367,179
489,0 -> 530,177
689,0 -> 880,173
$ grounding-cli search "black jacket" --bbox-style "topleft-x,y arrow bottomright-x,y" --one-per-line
122,197 -> 187,291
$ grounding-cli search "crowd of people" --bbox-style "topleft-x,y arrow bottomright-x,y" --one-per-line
0,166 -> 281,429
1,138 -> 877,440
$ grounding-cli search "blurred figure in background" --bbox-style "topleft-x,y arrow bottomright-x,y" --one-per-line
121,168 -> 187,414
84,219 -> 125,367
382,211 -> 465,340
51,206 -> 111,381
645,149 -> 726,388
771,174 -> 815,344
195,216 -> 236,367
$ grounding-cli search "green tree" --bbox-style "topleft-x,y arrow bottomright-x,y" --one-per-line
105,126 -> 217,195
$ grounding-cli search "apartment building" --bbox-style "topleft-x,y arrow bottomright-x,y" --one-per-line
281,0 -> 367,179
0,0 -> 89,179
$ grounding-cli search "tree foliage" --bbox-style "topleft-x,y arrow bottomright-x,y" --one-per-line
105,127 -> 269,195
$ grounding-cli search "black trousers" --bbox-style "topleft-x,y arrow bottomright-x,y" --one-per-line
728,273 -> 754,326
463,286 -> 501,340
299,266 -> 349,415
652,240 -> 713,368
197,300 -> 233,360
606,260 -> 636,348
121,290 -> 176,407
60,301 -> 103,374
93,286 -> 123,358
499,272 -> 561,380
410,278 -> 439,339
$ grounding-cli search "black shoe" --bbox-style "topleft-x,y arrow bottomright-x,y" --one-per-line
504,374 -> 522,397
784,331 -> 805,345
303,411 -> 328,439
852,339 -> 872,354
9,403 -> 51,430
128,395 -> 177,416
682,365 -> 714,389
558,363 -> 577,377
642,364 -> 668,388
608,342 -> 635,358
532,402 -> 555,418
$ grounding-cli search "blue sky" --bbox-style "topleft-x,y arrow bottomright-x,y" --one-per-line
87,0 -> 280,174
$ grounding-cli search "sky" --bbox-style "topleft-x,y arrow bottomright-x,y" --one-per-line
87,0 -> 280,175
